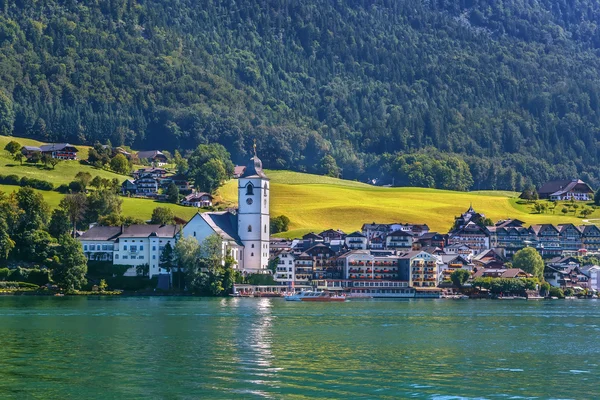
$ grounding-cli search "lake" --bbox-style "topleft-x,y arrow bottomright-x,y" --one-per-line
0,297 -> 598,399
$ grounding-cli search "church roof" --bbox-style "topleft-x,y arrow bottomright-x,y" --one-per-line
240,155 -> 269,180
200,211 -> 243,246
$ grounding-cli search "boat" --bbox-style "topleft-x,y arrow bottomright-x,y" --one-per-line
284,291 -> 346,302
253,292 -> 284,298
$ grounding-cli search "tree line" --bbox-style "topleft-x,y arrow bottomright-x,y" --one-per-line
3,1 -> 600,190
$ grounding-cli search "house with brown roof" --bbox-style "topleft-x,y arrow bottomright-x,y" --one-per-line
537,179 -> 594,201
472,268 -> 531,279
181,192 -> 213,207
137,150 -> 168,166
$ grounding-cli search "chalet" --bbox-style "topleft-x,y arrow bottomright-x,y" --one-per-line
488,220 -> 532,257
398,251 -> 439,288
453,205 -> 486,230
121,179 -> 137,194
181,192 -> 213,207
385,229 -> 413,250
538,179 -> 594,201
439,254 -> 472,283
40,143 -> 78,160
579,225 -> 600,251
580,265 -> 600,293
133,168 -> 167,180
134,175 -> 160,195
160,174 -> 191,192
301,232 -> 324,251
345,231 -> 368,250
137,150 -> 168,166
319,229 -> 346,242
557,224 -> 583,252
448,221 -> 490,251
414,232 -> 447,249
22,143 -> 79,160
529,224 -> 561,257
471,248 -> 506,269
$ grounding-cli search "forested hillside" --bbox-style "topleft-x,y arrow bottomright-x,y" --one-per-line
2,0 -> 600,190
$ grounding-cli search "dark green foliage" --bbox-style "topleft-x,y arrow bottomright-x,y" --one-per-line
4,140 -> 20,155
549,287 -> 565,299
450,269 -> 470,287
0,268 -> 9,280
0,174 -> 53,190
270,215 -> 290,234
4,1 -> 600,189
56,184 -> 69,194
68,180 -> 84,193
53,235 -> 87,291
564,288 -> 575,297
166,182 -> 179,204
472,277 -> 539,295
187,144 -> 234,194
150,207 -> 174,225
49,209 -> 71,238
110,154 -> 131,175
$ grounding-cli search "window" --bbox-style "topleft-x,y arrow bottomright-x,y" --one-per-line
251,244 -> 254,248
264,225 -> 267,233
264,199 -> 267,208
264,183 -> 268,196
139,255 -> 144,259
123,255 -> 128,260
248,225 -> 252,232
251,253 -> 254,257
246,183 -> 254,195
89,245 -> 96,251
152,246 -> 156,251
115,254 -> 119,260
153,255 -> 156,260
140,246 -> 144,251
193,232 -> 196,237
130,245 -> 137,252
83,245 -> 88,251
123,245 -> 127,251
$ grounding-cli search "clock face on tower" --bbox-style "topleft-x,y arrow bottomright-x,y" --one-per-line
246,198 -> 253,205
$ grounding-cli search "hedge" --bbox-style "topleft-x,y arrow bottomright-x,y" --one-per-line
0,174 -> 54,191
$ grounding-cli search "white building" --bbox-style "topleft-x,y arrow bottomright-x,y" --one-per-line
345,231 -> 368,250
78,225 -> 180,278
182,150 -> 270,273
273,251 -> 296,286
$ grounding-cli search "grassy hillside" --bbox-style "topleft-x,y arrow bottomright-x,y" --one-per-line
220,171 -> 598,238
0,136 -> 199,222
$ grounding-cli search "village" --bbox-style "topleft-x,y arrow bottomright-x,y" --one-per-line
67,144 -> 600,300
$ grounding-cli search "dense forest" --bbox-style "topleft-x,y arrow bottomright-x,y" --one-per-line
2,0 -> 600,190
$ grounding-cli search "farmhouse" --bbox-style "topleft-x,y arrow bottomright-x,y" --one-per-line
22,143 -> 79,160
537,179 -> 594,201
137,150 -> 168,165
181,192 -> 213,207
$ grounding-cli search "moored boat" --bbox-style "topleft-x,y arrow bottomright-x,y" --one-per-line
285,291 -> 346,302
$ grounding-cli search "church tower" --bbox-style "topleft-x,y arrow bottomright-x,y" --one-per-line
237,146 -> 270,272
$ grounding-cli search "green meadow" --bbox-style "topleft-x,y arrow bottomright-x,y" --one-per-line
219,171 -> 599,238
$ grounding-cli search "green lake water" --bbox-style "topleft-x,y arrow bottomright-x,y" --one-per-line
0,297 -> 598,399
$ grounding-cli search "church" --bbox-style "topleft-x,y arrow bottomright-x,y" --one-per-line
182,151 -> 270,272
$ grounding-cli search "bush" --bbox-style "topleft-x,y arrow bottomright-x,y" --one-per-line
68,180 -> 85,193
56,184 -> 70,194
19,176 -> 53,191
0,281 -> 39,289
1,174 -> 21,185
564,288 -> 575,297
549,287 -> 565,299
0,267 -> 9,280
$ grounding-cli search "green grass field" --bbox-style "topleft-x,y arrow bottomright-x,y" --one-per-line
219,170 -> 599,238
0,136 -> 198,222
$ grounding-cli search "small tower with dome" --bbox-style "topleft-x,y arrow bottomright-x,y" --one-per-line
237,143 -> 270,271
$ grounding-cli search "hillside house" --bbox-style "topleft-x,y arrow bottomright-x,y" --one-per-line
181,192 -> 213,207
345,231 -> 368,250
385,229 -> 413,250
137,150 -> 168,166
22,143 -> 79,160
538,179 -> 594,201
